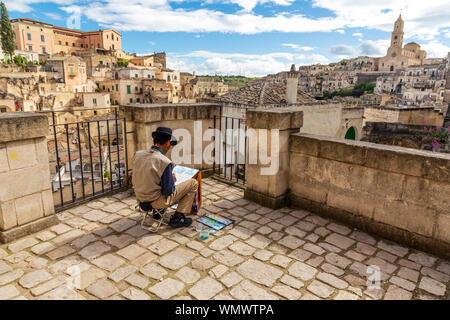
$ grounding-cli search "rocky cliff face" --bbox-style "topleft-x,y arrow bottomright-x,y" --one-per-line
0,77 -> 41,104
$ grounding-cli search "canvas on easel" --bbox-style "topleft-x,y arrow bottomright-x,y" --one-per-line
171,165 -> 202,213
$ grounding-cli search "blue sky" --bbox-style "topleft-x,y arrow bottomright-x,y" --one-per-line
6,0 -> 450,76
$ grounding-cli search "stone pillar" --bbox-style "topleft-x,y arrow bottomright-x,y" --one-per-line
0,113 -> 58,243
244,109 -> 303,208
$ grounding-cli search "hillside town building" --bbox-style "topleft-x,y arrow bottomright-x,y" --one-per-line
11,18 -> 122,56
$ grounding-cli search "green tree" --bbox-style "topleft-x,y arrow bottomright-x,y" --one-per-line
0,2 -> 15,62
13,55 -> 23,66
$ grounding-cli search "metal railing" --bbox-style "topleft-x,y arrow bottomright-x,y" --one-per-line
213,111 -> 248,185
39,107 -> 130,212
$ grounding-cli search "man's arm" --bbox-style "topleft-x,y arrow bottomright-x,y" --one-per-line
161,163 -> 175,197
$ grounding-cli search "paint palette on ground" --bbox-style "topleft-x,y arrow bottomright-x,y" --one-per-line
197,213 -> 235,231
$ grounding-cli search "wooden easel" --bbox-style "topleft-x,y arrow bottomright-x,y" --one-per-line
193,171 -> 202,213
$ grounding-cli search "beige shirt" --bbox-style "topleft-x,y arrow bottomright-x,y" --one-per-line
132,149 -> 172,202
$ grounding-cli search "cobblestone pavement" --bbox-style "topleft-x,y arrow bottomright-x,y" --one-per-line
0,178 -> 449,300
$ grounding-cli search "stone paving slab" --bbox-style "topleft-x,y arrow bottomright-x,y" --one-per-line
0,179 -> 448,300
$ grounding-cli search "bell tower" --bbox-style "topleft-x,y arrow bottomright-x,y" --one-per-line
390,14 -> 404,48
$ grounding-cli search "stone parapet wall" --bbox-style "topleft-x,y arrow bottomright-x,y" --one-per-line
361,122 -> 427,149
363,106 -> 444,126
0,113 -> 58,242
289,133 -> 450,258
120,103 -> 222,171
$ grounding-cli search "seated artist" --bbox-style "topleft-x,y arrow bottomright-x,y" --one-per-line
132,126 -> 198,228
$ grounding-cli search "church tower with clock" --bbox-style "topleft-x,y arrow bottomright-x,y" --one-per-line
390,14 -> 404,48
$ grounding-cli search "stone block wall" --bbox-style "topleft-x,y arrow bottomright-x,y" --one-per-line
289,133 -> 450,258
0,113 -> 58,242
244,108 -> 303,208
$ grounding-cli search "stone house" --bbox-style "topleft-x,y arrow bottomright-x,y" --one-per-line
11,18 -> 122,56
97,79 -> 144,105
45,55 -> 87,87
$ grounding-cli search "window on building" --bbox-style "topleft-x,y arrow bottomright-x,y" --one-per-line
72,43 -> 75,46
135,74 -> 138,78
148,75 -> 151,78
102,85 -> 105,90
58,40 -> 61,45
28,45 -> 33,51
137,98 -> 140,103
112,86 -> 114,91
41,35 -> 45,42
129,98 -> 133,103
94,111 -> 97,115
116,84 -> 118,91
66,42 -> 68,46
1,108 -> 7,112
13,32 -> 16,40
42,46 -> 46,54
167,76 -> 171,82
127,85 -> 131,94
27,33 -> 31,40
93,98 -> 97,105
112,34 -> 114,40
135,86 -> 138,92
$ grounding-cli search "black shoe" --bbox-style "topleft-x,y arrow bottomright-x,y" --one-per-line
169,213 -> 192,228
152,212 -> 161,220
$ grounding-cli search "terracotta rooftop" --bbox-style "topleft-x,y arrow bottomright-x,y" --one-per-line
218,79 -> 321,106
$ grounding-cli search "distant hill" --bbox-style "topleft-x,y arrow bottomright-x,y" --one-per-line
197,75 -> 262,87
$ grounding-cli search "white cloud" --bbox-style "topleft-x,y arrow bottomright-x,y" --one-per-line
148,41 -> 156,46
329,44 -> 355,57
352,32 -> 363,37
7,0 -> 450,42
4,0 -> 74,13
166,50 -> 328,76
336,29 -> 345,34
68,2 -> 344,34
281,43 -> 314,51
358,39 -> 389,56
312,0 -> 450,40
43,12 -> 64,21
227,0 -> 296,12
421,40 -> 450,58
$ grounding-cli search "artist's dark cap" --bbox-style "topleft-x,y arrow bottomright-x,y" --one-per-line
152,126 -> 177,145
